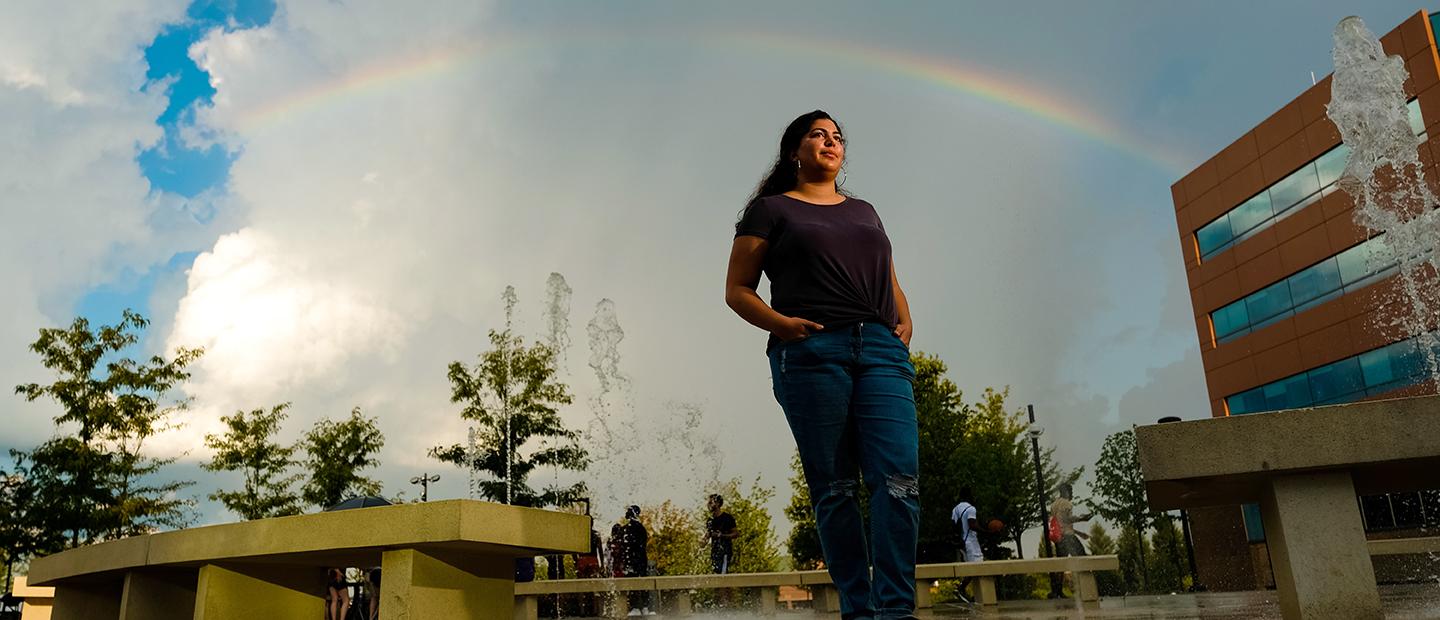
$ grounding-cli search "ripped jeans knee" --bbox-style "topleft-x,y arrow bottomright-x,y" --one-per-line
884,473 -> 919,498
824,478 -> 861,500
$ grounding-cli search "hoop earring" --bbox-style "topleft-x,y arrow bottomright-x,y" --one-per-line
837,169 -> 847,189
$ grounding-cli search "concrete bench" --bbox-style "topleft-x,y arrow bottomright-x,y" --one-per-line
1367,535 -> 1440,556
908,555 -> 1120,611
26,499 -> 588,620
512,555 -> 1120,618
1136,396 -> 1440,619
12,575 -> 55,620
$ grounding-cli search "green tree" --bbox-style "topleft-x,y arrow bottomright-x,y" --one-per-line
1116,524 -> 1152,593
782,451 -> 823,570
0,469 -> 50,594
301,407 -> 384,508
1086,521 -> 1125,596
711,478 -> 783,573
911,352 -> 970,562
13,310 -> 200,545
430,329 -> 587,507
1090,429 -> 1154,590
1147,514 -> 1190,593
641,501 -> 705,576
952,387 -> 1081,560
203,404 -> 303,520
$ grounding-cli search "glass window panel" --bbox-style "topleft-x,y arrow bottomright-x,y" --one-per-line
1263,374 -> 1312,411
1196,217 -> 1232,257
1242,503 -> 1266,542
1422,490 -> 1440,528
1212,301 -> 1250,340
1269,165 -> 1322,212
1309,357 -> 1365,403
1228,388 -> 1266,416
1393,492 -> 1425,528
1246,280 -> 1293,325
1359,347 -> 1396,389
1316,145 -> 1350,187
1391,339 -> 1427,382
1361,494 -> 1396,530
1229,193 -> 1273,237
1288,258 -> 1343,306
1336,240 -> 1378,285
1409,99 -> 1425,136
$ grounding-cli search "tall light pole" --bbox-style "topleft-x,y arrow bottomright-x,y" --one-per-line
410,473 -> 440,502
1028,404 -> 1062,598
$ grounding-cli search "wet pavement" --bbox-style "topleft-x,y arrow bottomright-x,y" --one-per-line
554,583 -> 1440,619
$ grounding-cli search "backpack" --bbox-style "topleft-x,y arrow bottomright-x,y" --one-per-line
1047,515 -> 1062,543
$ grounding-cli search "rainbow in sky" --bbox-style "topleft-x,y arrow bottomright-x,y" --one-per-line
231,29 -> 1190,174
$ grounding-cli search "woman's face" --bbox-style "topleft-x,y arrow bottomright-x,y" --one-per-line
793,118 -> 845,175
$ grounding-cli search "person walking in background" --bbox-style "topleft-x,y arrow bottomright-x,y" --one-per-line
726,109 -> 919,620
705,494 -> 739,574
1050,483 -> 1091,557
324,568 -> 349,620
705,493 -> 741,608
618,505 -> 652,616
950,488 -> 984,604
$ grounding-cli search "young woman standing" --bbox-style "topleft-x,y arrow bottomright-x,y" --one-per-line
725,110 -> 919,620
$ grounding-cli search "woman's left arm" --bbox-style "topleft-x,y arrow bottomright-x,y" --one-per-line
891,262 -> 912,347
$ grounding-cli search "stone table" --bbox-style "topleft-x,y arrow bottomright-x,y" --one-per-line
1134,395 -> 1440,620
26,499 -> 590,620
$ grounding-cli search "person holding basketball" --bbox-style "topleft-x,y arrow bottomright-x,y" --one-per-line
949,487 -> 988,603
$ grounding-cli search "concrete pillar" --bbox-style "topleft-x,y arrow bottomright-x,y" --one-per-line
511,594 -> 537,620
914,580 -> 932,609
120,570 -> 197,620
1260,471 -> 1381,620
671,590 -> 692,616
811,585 -> 840,613
51,581 -> 123,620
380,548 -> 515,620
193,564 -> 323,620
1075,571 -> 1099,610
759,587 -> 777,615
976,577 -> 998,608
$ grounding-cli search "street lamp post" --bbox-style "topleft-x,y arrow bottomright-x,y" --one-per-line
410,473 -> 441,502
1028,404 -> 1062,598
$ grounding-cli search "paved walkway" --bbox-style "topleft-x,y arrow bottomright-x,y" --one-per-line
551,583 -> 1440,619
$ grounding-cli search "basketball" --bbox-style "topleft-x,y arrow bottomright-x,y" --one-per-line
987,519 -> 1004,533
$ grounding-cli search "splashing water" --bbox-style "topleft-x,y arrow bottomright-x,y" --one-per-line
544,273 -> 574,369
1329,16 -> 1440,380
503,284 -> 520,329
543,273 -> 573,495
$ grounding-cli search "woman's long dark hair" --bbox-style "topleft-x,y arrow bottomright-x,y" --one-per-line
739,110 -> 849,222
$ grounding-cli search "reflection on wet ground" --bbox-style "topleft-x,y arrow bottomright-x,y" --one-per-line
554,583 -> 1440,619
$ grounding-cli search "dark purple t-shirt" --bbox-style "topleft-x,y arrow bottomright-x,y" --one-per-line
735,194 -> 899,348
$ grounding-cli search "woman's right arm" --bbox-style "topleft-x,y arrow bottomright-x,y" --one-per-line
726,236 -> 822,341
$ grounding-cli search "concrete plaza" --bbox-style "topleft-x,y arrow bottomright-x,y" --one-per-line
544,584 -> 1440,619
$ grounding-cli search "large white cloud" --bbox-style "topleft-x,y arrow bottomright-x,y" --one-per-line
0,0 -> 192,443
155,0 -> 1224,528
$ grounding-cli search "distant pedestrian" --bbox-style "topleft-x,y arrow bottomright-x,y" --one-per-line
705,494 -> 741,608
324,568 -> 350,620
950,487 -> 984,603
617,505 -> 652,616
705,494 -> 740,574
1050,483 -> 1091,557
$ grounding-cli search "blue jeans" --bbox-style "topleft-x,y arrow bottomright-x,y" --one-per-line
769,321 -> 919,620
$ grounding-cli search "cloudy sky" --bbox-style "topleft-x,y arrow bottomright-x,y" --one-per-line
2,0 -> 1429,535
